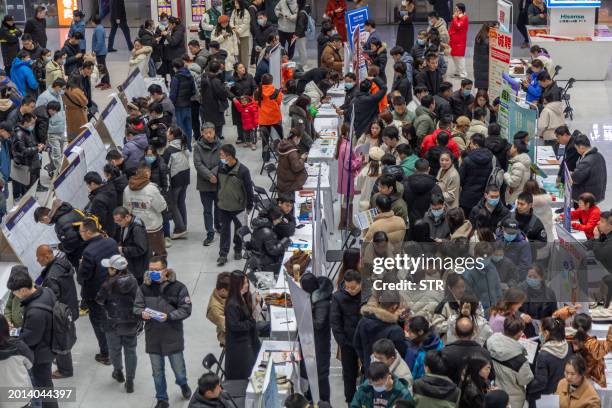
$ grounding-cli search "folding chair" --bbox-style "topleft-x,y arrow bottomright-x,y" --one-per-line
327,227 -> 362,282
264,163 -> 278,199
560,78 -> 576,120
202,351 -> 226,380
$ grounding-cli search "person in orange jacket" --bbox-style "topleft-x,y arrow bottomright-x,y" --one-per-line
255,73 -> 283,162
559,192 -> 601,240
553,306 -> 612,388
232,95 -> 259,150
367,65 -> 388,114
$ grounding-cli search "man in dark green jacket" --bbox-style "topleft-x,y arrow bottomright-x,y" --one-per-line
351,361 -> 412,408
216,144 -> 254,266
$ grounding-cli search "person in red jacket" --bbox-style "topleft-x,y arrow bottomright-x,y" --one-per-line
448,2 -> 469,79
233,96 -> 259,150
563,192 -> 601,240
420,127 -> 460,159
324,0 -> 347,42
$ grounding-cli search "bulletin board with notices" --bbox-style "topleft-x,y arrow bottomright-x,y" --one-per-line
191,0 -> 207,22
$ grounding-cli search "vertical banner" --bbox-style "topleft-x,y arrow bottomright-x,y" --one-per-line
351,26 -> 367,83
269,45 -> 282,89
497,0 -> 513,34
345,6 -> 369,49
287,277 -> 319,403
261,363 -> 280,408
508,96 -> 538,160
563,163 -> 572,231
488,28 -> 512,100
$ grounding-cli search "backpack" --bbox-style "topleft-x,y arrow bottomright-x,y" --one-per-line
487,155 -> 504,188
303,11 -> 316,40
32,302 -> 77,355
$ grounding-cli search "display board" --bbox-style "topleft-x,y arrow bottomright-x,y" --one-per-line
550,7 -> 597,36
2,196 -> 59,280
546,0 -> 601,7
99,96 -> 128,148
345,6 -> 369,48
190,0 -> 207,22
508,96 -> 538,160
269,45 -> 282,89
119,68 -> 148,103
261,363 -> 280,408
64,126 -> 108,174
6,0 -> 26,23
53,152 -> 89,211
351,26 -> 367,83
488,28 -> 512,100
497,0 -> 513,34
57,0 -> 79,26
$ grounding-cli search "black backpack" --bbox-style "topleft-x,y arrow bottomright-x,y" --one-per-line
33,302 -> 77,355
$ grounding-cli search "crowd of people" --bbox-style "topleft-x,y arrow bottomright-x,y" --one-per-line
0,0 -> 610,408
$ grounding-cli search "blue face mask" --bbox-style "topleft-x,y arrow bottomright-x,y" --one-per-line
503,232 -> 517,242
486,198 -> 500,207
144,156 -> 156,165
491,255 -> 504,263
372,385 -> 387,393
257,19 -> 266,26
431,208 -> 444,218
344,82 -> 354,90
220,158 -> 228,165
480,257 -> 491,268
526,278 -> 541,288
26,125 -> 35,132
539,334 -> 546,344
149,270 -> 162,282
463,89 -> 472,97
417,38 -> 426,46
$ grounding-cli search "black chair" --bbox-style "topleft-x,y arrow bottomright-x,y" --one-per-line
327,227 -> 362,282
264,163 -> 278,198
552,65 -> 561,80
560,78 -> 576,120
202,352 -> 225,379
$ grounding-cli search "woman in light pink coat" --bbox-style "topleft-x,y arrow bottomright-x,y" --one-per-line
335,123 -> 363,229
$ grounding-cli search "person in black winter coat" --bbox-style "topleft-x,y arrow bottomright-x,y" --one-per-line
24,6 -> 47,48
554,126 -> 579,184
11,113 -> 43,195
469,185 -> 510,232
147,103 -> 171,150
108,0 -> 133,52
133,256 -> 193,404
142,146 -> 170,195
518,265 -> 558,338
571,134 -> 607,203
403,158 -> 443,231
7,268 -> 58,408
84,172 -> 118,238
61,32 -> 84,76
36,246 -> 78,379
274,194 -> 297,239
300,273 -> 333,403
485,123 -> 511,171
138,21 -> 161,67
222,271 -> 261,380
247,207 -> 290,273
354,292 -> 407,372
113,207 -> 150,285
367,39 -> 388,83
450,79 -> 475,120
473,23 -> 492,90
459,134 -> 494,213
104,164 -> 129,206
160,17 -> 186,77
441,316 -> 491,385
317,22 -> 334,65
78,219 -> 119,364
229,64 -> 257,143
201,62 -> 231,138
458,353 -> 492,408
34,199 -> 86,269
391,62 -> 413,104
514,192 -> 547,244
189,372 -> 234,408
0,16 -> 22,76
351,76 -> 388,139
330,270 -> 363,404
416,53 -> 443,95
169,59 -> 195,147
96,255 -> 141,392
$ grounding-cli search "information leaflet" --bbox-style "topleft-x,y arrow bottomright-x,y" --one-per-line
53,152 -> 89,210
100,96 -> 128,148
2,197 -> 59,280
64,127 -> 107,174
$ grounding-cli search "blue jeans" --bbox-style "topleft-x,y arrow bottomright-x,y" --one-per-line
149,352 -> 187,401
175,107 -> 192,149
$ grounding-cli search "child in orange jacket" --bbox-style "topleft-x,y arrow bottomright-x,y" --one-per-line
233,96 -> 259,150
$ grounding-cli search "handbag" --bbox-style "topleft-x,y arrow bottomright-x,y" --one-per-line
283,250 -> 311,279
10,162 -> 30,185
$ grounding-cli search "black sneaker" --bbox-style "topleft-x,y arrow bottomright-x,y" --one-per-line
180,384 -> 192,400
154,401 -> 169,408
112,369 -> 125,383
202,235 -> 214,246
234,251 -> 243,260
36,184 -> 49,192
217,256 -> 227,266
95,354 -> 111,365
108,48 -> 118,52
125,378 -> 134,393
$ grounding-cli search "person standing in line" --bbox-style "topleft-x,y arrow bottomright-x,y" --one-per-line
231,0 -> 252,69
92,15 -> 111,90
68,10 -> 86,53
108,0 -> 133,52
162,127 -> 191,239
200,0 -> 223,50
0,314 -> 34,402
211,15 -> 239,80
159,17 -> 186,82
96,255 -> 140,393
473,23 -> 493,91
275,0 -> 298,58
0,15 -> 22,77
448,3 -> 469,79
194,123 -> 221,246
113,206 -> 150,285
395,0 -> 415,52
134,256 -> 193,408
201,61 -> 230,140
84,171 -> 118,237
7,268 -> 59,408
169,58 -> 195,149
292,0 -> 310,69
35,245 -> 79,380
216,144 -> 254,266
324,0 -> 347,42
24,6 -> 47,48
36,78 -> 66,175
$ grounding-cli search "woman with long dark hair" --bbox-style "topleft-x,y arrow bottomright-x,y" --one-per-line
224,271 -> 261,380
395,0 -> 415,52
230,0 -> 252,68
336,247 -> 360,287
459,354 -> 492,408
162,127 -> 191,239
104,164 -> 128,206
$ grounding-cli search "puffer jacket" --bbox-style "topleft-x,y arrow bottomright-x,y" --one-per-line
169,67 -> 195,108
134,269 -> 192,355
0,338 -> 33,408
114,216 -> 149,283
405,334 -> 444,380
571,147 -> 607,203
193,138 -> 220,192
247,216 -> 287,270
485,134 -> 511,171
537,101 -> 565,141
486,332 -> 534,408
280,93 -> 298,136
210,29 -> 239,69
289,103 -> 315,141
10,57 -> 38,97
40,256 -> 79,321
217,160 -> 254,212
459,147 -> 493,209
233,97 -> 259,131
123,175 -> 168,231
122,133 -> 149,170
48,200 -> 85,258
97,271 -> 141,336
351,376 -> 412,408
423,209 -> 451,240
463,263 -> 502,313
11,124 -> 39,169
466,119 -> 488,141
364,211 -> 407,249
403,173 -> 443,227
527,340 -> 571,404
36,88 -> 66,134
128,45 -> 153,77
413,105 -> 436,141
44,60 -> 64,88
0,21 -> 22,73
330,282 -> 363,348
503,152 -> 532,204
257,84 -> 283,125
274,0 -> 298,33
20,286 -> 56,364
276,139 -> 307,194
413,374 -> 460,408
162,139 -> 191,188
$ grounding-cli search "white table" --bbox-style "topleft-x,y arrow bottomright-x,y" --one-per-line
536,145 -> 561,177
304,163 -> 334,229
244,340 -> 300,408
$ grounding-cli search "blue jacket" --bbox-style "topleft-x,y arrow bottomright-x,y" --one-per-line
525,72 -> 541,103
463,262 -> 502,315
0,137 -> 11,181
405,334 -> 443,380
497,231 -> 533,281
68,20 -> 86,51
92,24 -> 107,56
10,57 -> 38,96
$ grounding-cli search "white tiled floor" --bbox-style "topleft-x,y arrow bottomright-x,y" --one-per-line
4,24 -> 612,407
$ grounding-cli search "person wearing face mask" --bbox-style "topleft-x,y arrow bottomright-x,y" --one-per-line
463,242 -> 502,316
32,48 -> 50,93
112,206 -> 149,285
352,362 -> 412,407
521,58 -> 544,104
141,146 -> 170,199
427,12 -> 449,44
569,133 -> 607,204
11,112 -> 45,196
159,17 -> 186,81
411,29 -> 428,60
468,184 -> 509,233
134,256 -> 193,408
200,1 -> 222,49
513,192 -> 547,248
490,242 -> 519,290
423,195 -> 450,240
9,50 -> 38,97
517,265 -> 557,340
246,206 -> 291,272
251,12 -> 275,66
496,218 -> 532,281
450,78 -> 474,120
84,171 -> 118,237
36,85 -> 65,174
0,15 -> 22,77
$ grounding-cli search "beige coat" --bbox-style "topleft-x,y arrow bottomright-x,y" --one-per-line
556,378 -> 601,408
503,153 -> 532,204
355,164 -> 381,212
364,211 -> 406,250
537,101 -> 565,141
437,166 -> 460,209
211,30 -> 239,69
230,9 -> 251,39
45,60 -> 64,88
466,119 -> 488,141
206,289 -> 226,346
128,46 -> 153,77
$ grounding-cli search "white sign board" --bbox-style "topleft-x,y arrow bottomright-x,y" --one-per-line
100,96 -> 128,148
497,0 -> 513,34
64,126 -> 107,175
120,67 -> 148,102
269,45 -> 282,89
549,7 -> 596,37
53,152 -> 89,210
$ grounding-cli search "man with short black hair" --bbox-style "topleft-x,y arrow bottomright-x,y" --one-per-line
403,158 -> 443,229
321,34 -> 344,74
450,78 -> 474,119
84,171 -> 118,237
275,193 -> 296,239
391,95 -> 414,125
413,350 -> 460,406
62,31 -> 84,75
571,133 -> 607,203
5,94 -> 36,130
371,174 -> 408,221
514,192 -> 547,243
433,81 -> 453,119
424,130 -> 452,176
554,125 -> 579,185
423,194 -> 450,240
469,184 -> 510,232
372,338 -> 414,392
351,75 -> 388,138
216,144 -> 254,266
363,19 -> 381,52
589,211 -> 612,306
351,361 -> 412,407
537,71 -> 562,104
408,85 -> 428,116
416,53 -> 444,95
188,372 -> 232,407
148,83 -> 176,123
413,94 -> 436,141
113,206 -> 149,284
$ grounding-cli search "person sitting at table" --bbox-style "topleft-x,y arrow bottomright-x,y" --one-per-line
247,206 -> 291,273
274,193 -> 297,240
559,192 -> 601,240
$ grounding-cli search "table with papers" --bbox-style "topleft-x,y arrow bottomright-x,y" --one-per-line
304,162 -> 334,228
536,145 -> 560,176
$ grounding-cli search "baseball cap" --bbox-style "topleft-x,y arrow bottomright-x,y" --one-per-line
501,218 -> 519,234
101,255 -> 128,270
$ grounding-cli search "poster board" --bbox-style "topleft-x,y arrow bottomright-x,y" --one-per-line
260,363 -> 280,408
98,96 -> 128,148
53,152 -> 89,211
497,0 -> 513,34
6,0 -> 27,23
269,45 -> 282,89
345,6 -> 369,49
508,96 -> 538,161
287,277 -> 319,403
1,196 -> 59,281
64,126 -> 108,174
119,68 -> 148,103
488,28 -> 513,100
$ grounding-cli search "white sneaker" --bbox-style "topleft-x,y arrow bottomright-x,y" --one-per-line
165,237 -> 173,248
